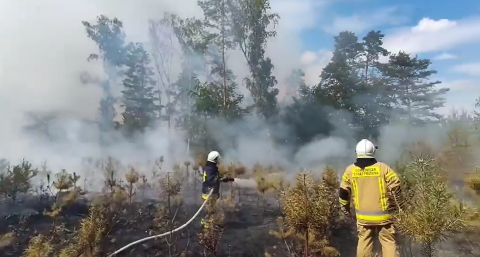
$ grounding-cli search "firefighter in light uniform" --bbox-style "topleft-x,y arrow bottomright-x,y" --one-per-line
200,151 -> 234,228
339,139 -> 401,257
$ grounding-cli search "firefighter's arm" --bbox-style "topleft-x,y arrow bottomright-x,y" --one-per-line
339,170 -> 351,212
221,176 -> 234,182
216,170 -> 234,183
385,166 -> 402,206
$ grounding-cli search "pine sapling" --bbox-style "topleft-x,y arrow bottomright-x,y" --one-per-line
125,167 -> 140,203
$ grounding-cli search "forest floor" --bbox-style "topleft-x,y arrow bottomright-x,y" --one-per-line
0,185 -> 479,257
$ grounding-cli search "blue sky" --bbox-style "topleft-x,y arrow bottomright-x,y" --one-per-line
285,0 -> 480,115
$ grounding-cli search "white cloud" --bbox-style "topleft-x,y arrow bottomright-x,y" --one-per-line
323,6 -> 406,34
452,62 -> 480,76
439,79 -> 476,91
265,0 -> 328,80
384,17 -> 480,54
300,50 -> 333,86
300,51 -> 318,66
437,79 -> 478,115
434,53 -> 457,60
271,0 -> 327,30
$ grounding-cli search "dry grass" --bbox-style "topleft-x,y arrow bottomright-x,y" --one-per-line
2,122 -> 480,256
0,232 -> 16,249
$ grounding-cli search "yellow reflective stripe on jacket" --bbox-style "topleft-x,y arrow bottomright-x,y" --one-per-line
350,165 -> 391,221
351,178 -> 360,209
339,198 -> 348,206
385,171 -> 396,180
355,210 -> 391,221
378,176 -> 387,211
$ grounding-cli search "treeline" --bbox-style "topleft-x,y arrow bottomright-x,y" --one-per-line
79,0 -> 451,154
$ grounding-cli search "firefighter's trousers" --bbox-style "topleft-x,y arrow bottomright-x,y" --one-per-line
356,223 -> 397,257
200,193 -> 218,228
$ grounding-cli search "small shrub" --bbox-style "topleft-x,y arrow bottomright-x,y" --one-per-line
394,155 -> 467,257
271,172 -> 339,257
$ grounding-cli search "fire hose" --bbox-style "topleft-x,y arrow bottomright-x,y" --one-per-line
107,188 -> 214,256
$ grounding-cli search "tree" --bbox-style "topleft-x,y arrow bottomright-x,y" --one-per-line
195,54 -> 246,120
284,68 -> 305,98
82,16 -> 127,137
272,172 -> 339,257
282,69 -> 332,145
230,0 -> 280,119
149,17 -> 177,131
395,155 -> 466,257
474,97 -> 480,121
356,30 -> 392,138
379,51 -> 449,124
166,15 -> 216,155
120,43 -> 159,135
314,32 -> 363,129
358,30 -> 390,81
189,80 -> 245,151
198,0 -> 237,113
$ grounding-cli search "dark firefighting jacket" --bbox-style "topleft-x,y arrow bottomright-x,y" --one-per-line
201,161 -> 222,199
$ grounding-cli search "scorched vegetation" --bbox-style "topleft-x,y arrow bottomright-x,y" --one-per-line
2,0 -> 480,256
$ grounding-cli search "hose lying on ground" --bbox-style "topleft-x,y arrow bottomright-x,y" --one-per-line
107,189 -> 214,257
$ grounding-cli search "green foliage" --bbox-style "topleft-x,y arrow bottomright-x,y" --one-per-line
192,80 -> 246,119
274,171 -> 339,256
379,51 -> 448,124
0,160 -> 38,200
283,70 -> 332,145
82,15 -> 126,64
77,0 -> 454,152
22,4 -> 477,255
82,15 -> 128,136
229,0 -> 280,119
121,42 -> 160,134
395,155 -> 467,257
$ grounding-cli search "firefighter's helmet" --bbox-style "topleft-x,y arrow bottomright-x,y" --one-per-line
355,139 -> 377,158
207,151 -> 221,163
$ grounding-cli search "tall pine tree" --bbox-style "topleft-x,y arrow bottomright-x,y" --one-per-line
379,51 -> 449,124
230,0 -> 280,120
314,31 -> 362,128
121,43 -> 159,135
198,0 -> 246,119
82,16 -> 126,136
356,30 -> 391,138
283,69 -> 332,145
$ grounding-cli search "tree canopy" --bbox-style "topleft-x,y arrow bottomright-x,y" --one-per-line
79,2 -> 453,155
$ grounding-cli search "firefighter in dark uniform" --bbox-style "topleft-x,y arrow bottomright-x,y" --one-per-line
201,150 -> 234,228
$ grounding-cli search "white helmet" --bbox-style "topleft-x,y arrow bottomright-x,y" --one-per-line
207,151 -> 221,163
355,139 -> 377,158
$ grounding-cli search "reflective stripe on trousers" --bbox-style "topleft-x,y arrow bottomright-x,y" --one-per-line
355,209 -> 391,221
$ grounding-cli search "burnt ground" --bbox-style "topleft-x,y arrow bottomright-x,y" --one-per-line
0,183 -> 479,257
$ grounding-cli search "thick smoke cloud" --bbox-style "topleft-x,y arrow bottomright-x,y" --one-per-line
0,0 -> 322,177
0,0 -> 455,186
